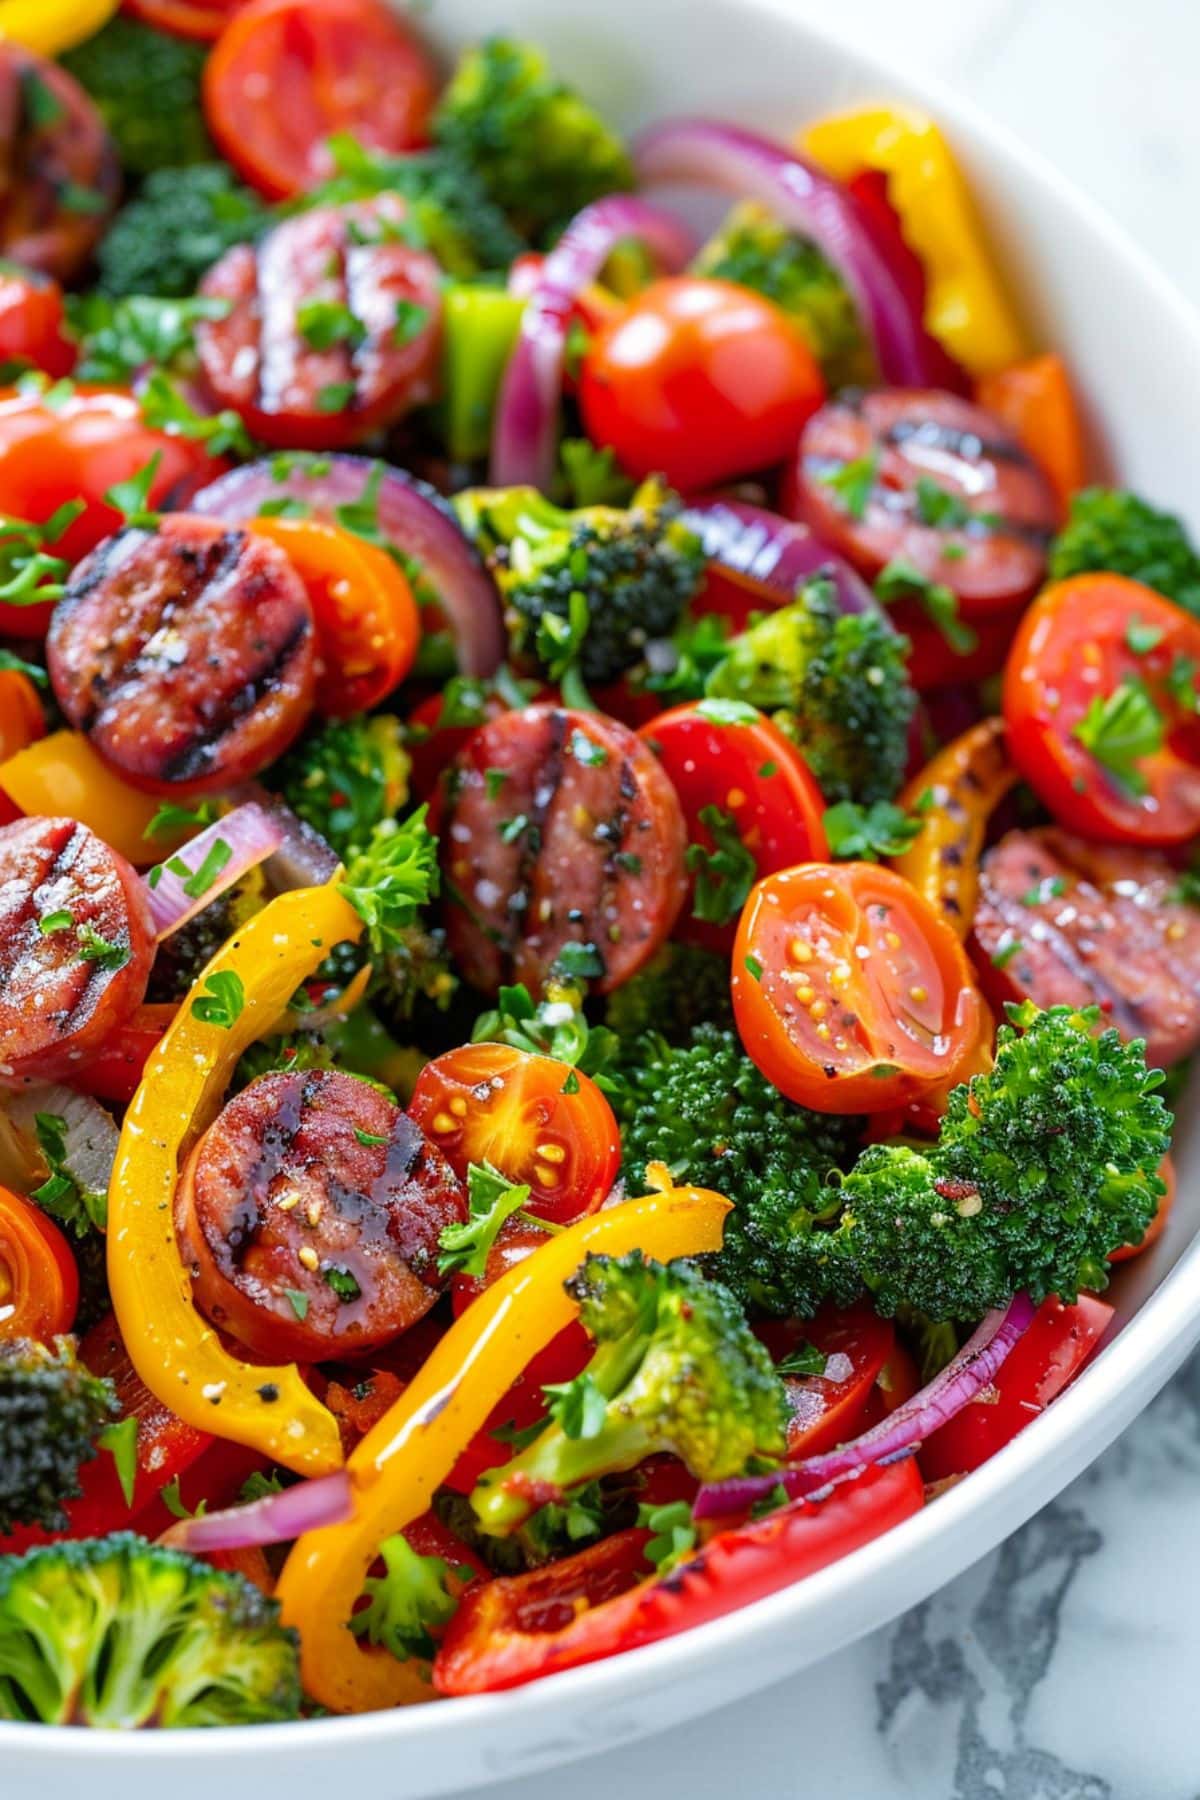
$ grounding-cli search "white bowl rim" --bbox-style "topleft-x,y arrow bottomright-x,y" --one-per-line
7,0 -> 1200,1764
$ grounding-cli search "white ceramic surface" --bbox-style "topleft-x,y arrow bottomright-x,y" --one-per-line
7,2 -> 1200,1795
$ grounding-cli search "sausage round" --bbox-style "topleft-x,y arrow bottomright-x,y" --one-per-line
0,46 -> 120,282
47,513 -> 316,795
971,827 -> 1200,1066
175,1069 -> 467,1362
788,388 -> 1058,617
196,195 -> 442,451
440,705 -> 688,996
0,815 -> 154,1084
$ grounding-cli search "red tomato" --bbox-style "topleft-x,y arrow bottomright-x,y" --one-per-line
638,702 -> 828,952
920,1294 -> 1113,1481
0,386 -> 225,637
409,1043 -> 621,1226
124,0 -> 248,40
0,268 -> 75,379
755,1303 -> 899,1461
0,669 -> 43,765
1109,1155 -> 1175,1264
1003,575 -> 1200,846
0,1185 -> 78,1340
202,0 -> 438,200
579,277 -> 825,493
74,1003 -> 177,1107
732,861 -> 985,1113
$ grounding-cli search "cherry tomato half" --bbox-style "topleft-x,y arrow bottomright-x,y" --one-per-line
124,0 -> 248,41
202,0 -> 438,201
0,385 -> 225,636
755,1303 -> 898,1461
0,266 -> 75,380
1003,575 -> 1200,846
732,861 -> 985,1113
638,702 -> 828,952
919,1294 -> 1113,1482
0,1185 -> 78,1340
408,1043 -> 621,1226
249,516 -> 419,716
579,277 -> 825,493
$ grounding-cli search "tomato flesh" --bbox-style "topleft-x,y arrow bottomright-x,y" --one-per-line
0,1185 -> 78,1340
755,1303 -> 897,1461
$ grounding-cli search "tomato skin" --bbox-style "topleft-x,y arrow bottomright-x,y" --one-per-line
73,1003 -> 177,1107
0,269 -> 75,380
1003,575 -> 1200,846
248,516 -> 419,716
0,1185 -> 78,1340
124,0 -> 248,41
408,1043 -> 620,1227
898,598 -> 1023,693
203,0 -> 437,201
919,1295 -> 1113,1482
0,670 -> 44,766
638,703 -> 828,952
579,277 -> 826,493
733,861 -> 985,1113
755,1303 -> 897,1461
0,386 -> 224,637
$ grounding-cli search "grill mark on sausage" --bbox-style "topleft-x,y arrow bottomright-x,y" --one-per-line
885,416 -> 1037,468
591,754 -> 640,976
801,452 -> 1054,550
983,878 -> 1146,1040
159,611 -> 312,782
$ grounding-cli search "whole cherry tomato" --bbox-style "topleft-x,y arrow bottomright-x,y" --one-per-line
732,861 -> 985,1113
1003,574 -> 1200,846
0,1186 -> 78,1340
579,277 -> 825,493
0,266 -> 75,379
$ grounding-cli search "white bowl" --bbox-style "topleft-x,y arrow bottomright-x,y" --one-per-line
8,2 -> 1200,1795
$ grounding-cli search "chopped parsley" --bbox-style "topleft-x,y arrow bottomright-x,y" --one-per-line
190,969 -> 246,1029
1072,679 -> 1165,795
817,450 -> 879,521
685,806 -> 757,926
436,1161 -> 533,1278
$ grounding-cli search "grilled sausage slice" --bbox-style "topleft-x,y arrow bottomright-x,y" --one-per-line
0,45 -> 119,281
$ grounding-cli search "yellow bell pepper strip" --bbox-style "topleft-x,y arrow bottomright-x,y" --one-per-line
108,884 -> 364,1478
802,107 -> 1027,378
0,730 -> 190,866
890,716 -> 1016,937
0,0 -> 118,55
276,1184 -> 733,1715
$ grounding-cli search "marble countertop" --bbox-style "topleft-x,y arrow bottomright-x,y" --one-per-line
461,2 -> 1200,1796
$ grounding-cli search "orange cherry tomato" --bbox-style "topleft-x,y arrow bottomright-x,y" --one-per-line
638,701 -> 828,952
202,0 -> 438,201
124,0 -> 248,41
1109,1155 -> 1175,1264
732,861 -> 985,1113
0,385 -> 225,637
0,267 -> 75,380
408,1043 -> 621,1227
579,277 -> 825,493
975,353 -> 1085,521
1003,575 -> 1200,846
248,515 -> 419,716
0,1186 -> 78,1341
0,670 -> 44,765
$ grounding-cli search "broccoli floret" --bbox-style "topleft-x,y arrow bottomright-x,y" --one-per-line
96,164 -> 270,300
837,1004 -> 1172,1320
0,1534 -> 300,1726
61,16 -> 212,178
469,1253 -> 786,1536
301,137 -> 526,276
604,944 -> 734,1045
271,714 -> 409,860
694,202 -> 873,390
705,576 -> 915,805
457,480 -> 704,685
1048,487 -> 1200,616
0,1339 -> 118,1536
433,38 -> 633,241
614,1023 -> 863,1315
350,1533 -> 464,1664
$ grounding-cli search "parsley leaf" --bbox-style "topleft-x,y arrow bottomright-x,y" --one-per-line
875,558 -> 978,655
542,1370 -> 607,1441
337,808 -> 439,957
823,798 -> 924,862
685,805 -> 756,926
816,450 -> 878,521
436,1161 -> 532,1278
104,452 -> 163,530
190,969 -> 246,1029
31,1111 -> 107,1235
1073,679 -> 1165,795
98,1416 -> 139,1509
638,1499 -> 697,1573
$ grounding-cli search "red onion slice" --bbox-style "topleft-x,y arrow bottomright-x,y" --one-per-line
143,803 -> 284,940
158,1469 -> 354,1553
191,455 -> 506,677
682,497 -> 884,621
693,1291 -> 1037,1521
632,119 -> 930,386
490,195 -> 695,490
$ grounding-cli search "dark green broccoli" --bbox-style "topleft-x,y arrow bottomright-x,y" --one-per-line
457,480 -> 704,685
0,1338 -> 118,1536
61,16 -> 212,177
271,713 -> 408,860
0,1535 -> 301,1726
704,576 -> 916,805
604,944 -> 734,1045
301,137 -> 526,276
1049,487 -> 1200,616
432,37 -> 633,241
469,1252 -> 786,1537
694,202 -> 873,389
613,1023 -> 863,1315
96,163 -> 270,300
837,1004 -> 1171,1319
